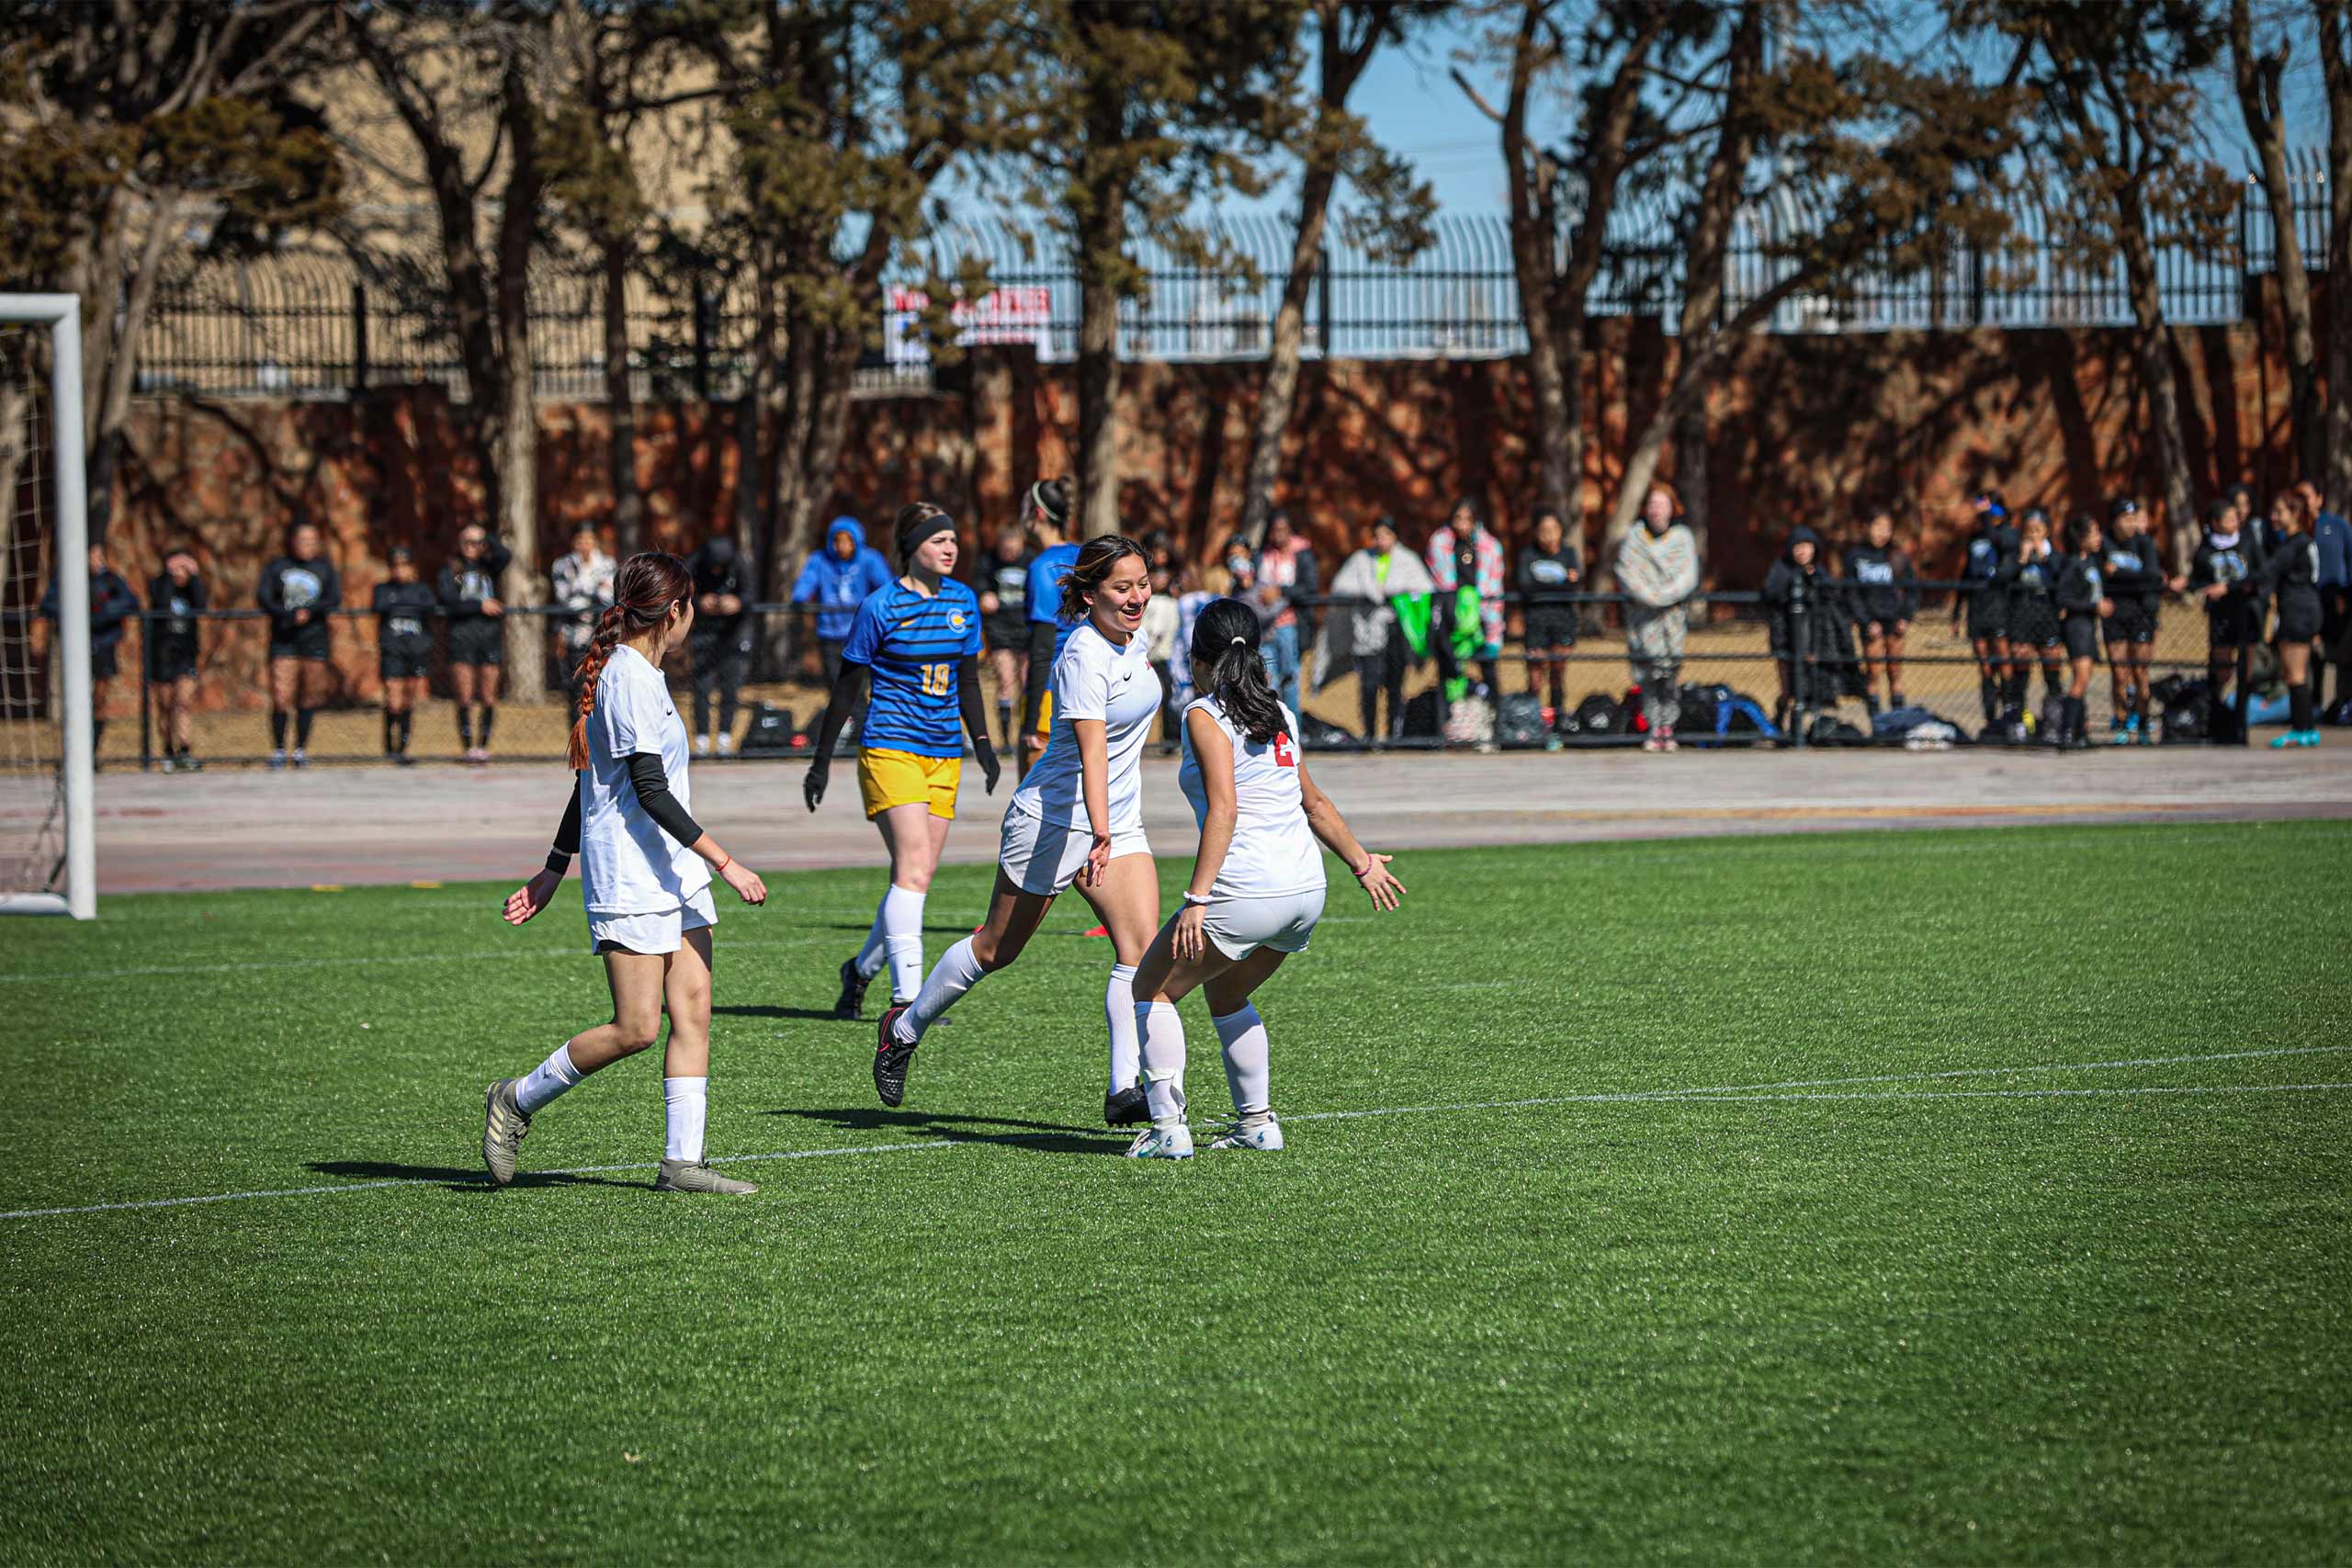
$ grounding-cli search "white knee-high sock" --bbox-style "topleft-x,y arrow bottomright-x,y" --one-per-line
1106,963 -> 1140,1095
1213,1004 -> 1271,1119
663,1076 -> 707,1162
894,936 -> 986,1044
515,1043 -> 582,1114
1137,1000 -> 1187,1128
882,883 -> 928,1004
854,889 -> 888,980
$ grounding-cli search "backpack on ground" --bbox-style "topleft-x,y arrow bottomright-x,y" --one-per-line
1496,693 -> 1551,749
1573,691 -> 1623,736
740,703 -> 798,756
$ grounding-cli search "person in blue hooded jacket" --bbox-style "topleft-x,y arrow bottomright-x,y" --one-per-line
791,516 -> 893,688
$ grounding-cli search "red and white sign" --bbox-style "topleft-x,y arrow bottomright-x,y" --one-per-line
886,286 -> 1053,363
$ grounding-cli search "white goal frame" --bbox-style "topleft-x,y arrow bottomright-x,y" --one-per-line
0,294 -> 94,919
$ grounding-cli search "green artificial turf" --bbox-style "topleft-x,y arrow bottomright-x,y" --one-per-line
3,822 -> 2349,1565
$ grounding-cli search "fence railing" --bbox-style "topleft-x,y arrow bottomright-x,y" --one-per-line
134,172 -> 2324,401
1,584 -> 2264,770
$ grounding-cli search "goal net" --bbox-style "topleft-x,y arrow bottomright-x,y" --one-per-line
0,296 -> 94,919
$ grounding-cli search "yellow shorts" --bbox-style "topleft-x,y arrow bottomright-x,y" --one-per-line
857,748 -> 961,820
1035,692 -> 1054,735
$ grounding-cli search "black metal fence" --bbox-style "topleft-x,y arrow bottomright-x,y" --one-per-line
135,171 -> 2323,401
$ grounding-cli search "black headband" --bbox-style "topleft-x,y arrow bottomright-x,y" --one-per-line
899,509 -> 956,561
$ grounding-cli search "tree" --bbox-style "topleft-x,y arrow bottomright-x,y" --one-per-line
1970,0 -> 2237,570
2314,1 -> 2352,512
1021,0 -> 1309,536
2231,0 -> 2321,485
1235,0 -> 1436,544
345,0 -> 557,698
0,0 -> 341,540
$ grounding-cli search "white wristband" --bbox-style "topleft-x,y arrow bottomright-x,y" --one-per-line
1182,891 -> 1213,907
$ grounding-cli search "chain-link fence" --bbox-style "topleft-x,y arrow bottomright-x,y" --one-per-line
5,581 -> 2280,773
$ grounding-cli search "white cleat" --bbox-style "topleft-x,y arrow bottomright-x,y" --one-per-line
1207,1116 -> 1284,1152
1124,1124 -> 1195,1160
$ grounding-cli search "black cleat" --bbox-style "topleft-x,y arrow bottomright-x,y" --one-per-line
874,1004 -> 916,1108
835,956 -> 871,1021
1103,1084 -> 1150,1127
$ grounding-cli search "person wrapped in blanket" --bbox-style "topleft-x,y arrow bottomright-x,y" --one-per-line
1311,517 -> 1434,745
1763,526 -> 1848,735
1616,487 -> 1701,751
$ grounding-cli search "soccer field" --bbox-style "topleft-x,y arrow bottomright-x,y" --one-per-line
5,823 -> 2349,1564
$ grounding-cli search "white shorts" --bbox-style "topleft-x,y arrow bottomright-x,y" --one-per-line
1201,885 -> 1327,960
587,885 -> 716,954
998,805 -> 1151,896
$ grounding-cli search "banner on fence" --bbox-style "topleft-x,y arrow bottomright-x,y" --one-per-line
885,286 -> 1054,366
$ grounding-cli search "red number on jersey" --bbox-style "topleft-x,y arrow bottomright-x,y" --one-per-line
1272,731 -> 1296,768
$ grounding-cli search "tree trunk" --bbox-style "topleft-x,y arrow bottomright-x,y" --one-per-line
1673,398 -> 1711,573
2233,0 -> 2322,479
493,62 -> 547,703
1237,172 -> 1332,543
2118,202 -> 2199,573
2323,4 -> 2352,516
1074,255 -> 1124,538
602,239 -> 642,555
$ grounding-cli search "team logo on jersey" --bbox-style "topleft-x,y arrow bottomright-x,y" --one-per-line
1272,731 -> 1296,768
950,611 -> 967,628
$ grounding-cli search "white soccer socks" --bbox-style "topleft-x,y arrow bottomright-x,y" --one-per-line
515,1043 -> 582,1114
1106,963 -> 1141,1096
854,891 -> 888,982
663,1076 -> 708,1163
1137,999 -> 1187,1128
1212,1005 -> 1271,1121
896,935 -> 986,1044
882,884 -> 927,1004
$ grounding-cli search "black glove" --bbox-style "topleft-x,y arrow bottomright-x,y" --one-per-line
977,745 -> 1001,795
803,757 -> 828,811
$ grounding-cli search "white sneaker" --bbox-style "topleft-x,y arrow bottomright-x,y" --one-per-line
694,735 -> 712,757
1124,1124 -> 1195,1159
716,732 -> 736,757
1207,1115 -> 1284,1152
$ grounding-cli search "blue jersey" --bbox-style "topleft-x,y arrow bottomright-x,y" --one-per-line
842,578 -> 983,758
1027,541 -> 1082,660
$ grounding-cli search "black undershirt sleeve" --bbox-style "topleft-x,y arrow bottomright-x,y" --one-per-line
1022,621 -> 1057,737
625,750 -> 706,849
809,663 -> 871,763
547,781 -> 582,874
957,655 -> 1000,787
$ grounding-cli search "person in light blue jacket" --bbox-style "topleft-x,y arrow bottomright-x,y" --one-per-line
791,515 -> 893,685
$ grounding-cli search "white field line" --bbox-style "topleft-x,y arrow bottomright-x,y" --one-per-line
0,936 -> 834,985
5,1046 -> 2345,1224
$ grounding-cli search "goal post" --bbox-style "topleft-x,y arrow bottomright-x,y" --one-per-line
0,294 -> 94,919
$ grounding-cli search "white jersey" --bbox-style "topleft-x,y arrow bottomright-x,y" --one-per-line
580,644 -> 710,916
1177,697 -> 1324,900
1011,621 -> 1161,835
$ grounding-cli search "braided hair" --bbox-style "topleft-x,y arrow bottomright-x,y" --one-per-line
569,550 -> 694,770
1189,596 -> 1284,745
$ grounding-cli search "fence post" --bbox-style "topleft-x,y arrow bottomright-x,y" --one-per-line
692,289 -> 714,401
351,282 -> 369,393
136,615 -> 152,771
1316,245 -> 1332,356
1969,243 -> 1986,328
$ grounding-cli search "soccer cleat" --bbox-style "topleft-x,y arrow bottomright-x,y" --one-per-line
159,756 -> 175,775
874,1004 -> 916,1107
291,749 -> 309,769
1207,1115 -> 1285,1152
1658,723 -> 1679,752
693,735 -> 712,758
1103,1084 -> 1149,1126
716,732 -> 736,757
1083,924 -> 1109,938
2301,729 -> 2324,748
834,955 -> 871,1021
655,1158 -> 758,1195
266,749 -> 288,770
1124,1124 -> 1195,1159
481,1077 -> 531,1186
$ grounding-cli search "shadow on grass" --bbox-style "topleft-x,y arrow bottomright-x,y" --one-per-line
812,922 -> 990,936
714,1004 -> 844,1022
305,1159 -> 644,1194
770,1105 -> 1123,1156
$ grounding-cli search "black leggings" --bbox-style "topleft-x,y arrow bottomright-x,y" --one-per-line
1356,641 -> 1407,740
693,639 -> 750,736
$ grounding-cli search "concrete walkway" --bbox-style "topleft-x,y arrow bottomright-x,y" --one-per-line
84,744 -> 2352,893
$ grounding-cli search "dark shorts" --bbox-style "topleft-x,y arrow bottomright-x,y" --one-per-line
1851,609 -> 1908,637
1522,609 -> 1578,651
2276,588 -> 2324,645
2322,590 -> 2350,651
2062,615 -> 2099,660
91,644 -> 119,682
2207,599 -> 2264,649
2102,602 -> 2156,647
379,649 -> 430,682
144,645 -> 196,682
269,626 -> 332,663
985,615 -> 1029,654
447,622 -> 503,667
1964,589 -> 2008,641
2009,602 -> 2061,650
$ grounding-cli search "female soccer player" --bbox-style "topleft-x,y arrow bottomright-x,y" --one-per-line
875,535 -> 1162,1125
1516,507 -> 1580,727
2177,497 -> 2267,737
804,502 -> 1002,1020
2052,513 -> 2112,751
1017,479 -> 1080,779
258,522 -> 341,768
487,551 -> 770,1195
2099,496 -> 2163,744
1124,597 -> 1405,1158
373,547 -> 437,765
979,525 -> 1033,750
1951,491 -> 2016,724
438,525 -> 511,762
2261,493 -> 2326,748
2002,508 -> 2065,728
1844,508 -> 1917,714
144,541 -> 206,773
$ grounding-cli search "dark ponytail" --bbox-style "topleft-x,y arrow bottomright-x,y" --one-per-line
1057,534 -> 1148,622
1190,596 -> 1284,745
1025,478 -> 1071,536
569,550 -> 694,770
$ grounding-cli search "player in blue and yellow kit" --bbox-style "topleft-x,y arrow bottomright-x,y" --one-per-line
805,502 -> 1002,1017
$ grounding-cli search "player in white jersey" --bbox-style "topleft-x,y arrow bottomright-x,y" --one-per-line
481,551 -> 771,1195
875,536 -> 1165,1124
1125,597 -> 1405,1158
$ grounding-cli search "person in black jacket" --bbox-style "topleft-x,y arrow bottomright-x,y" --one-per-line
1763,526 -> 1841,734
1951,491 -> 2018,723
2259,492 -> 2325,748
2175,496 -> 2267,737
1515,506 -> 1581,725
687,536 -> 753,757
2098,495 -> 2163,744
1844,507 -> 1917,714
40,542 -> 139,763
144,541 -> 206,772
374,546 -> 437,765
2001,507 -> 2065,726
257,522 -> 341,767
2052,514 -> 2113,750
438,525 -> 511,762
